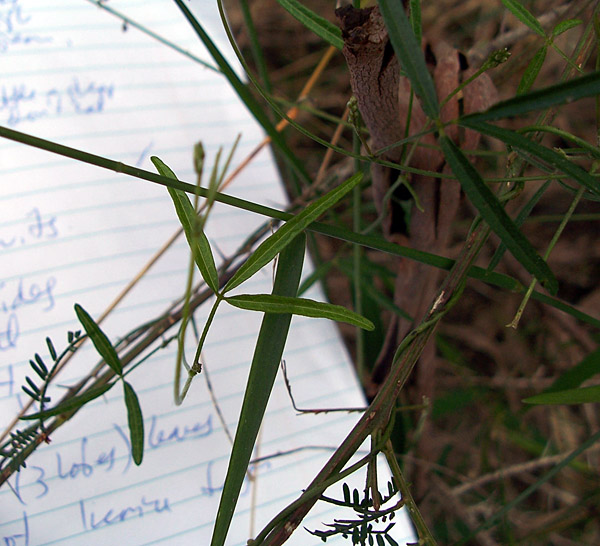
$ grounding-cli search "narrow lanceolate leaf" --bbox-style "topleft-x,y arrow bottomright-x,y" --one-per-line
211,233 -> 305,546
151,156 -> 219,293
552,19 -> 582,37
463,71 -> 600,122
74,304 -> 123,376
459,120 -> 600,198
439,136 -> 558,294
545,347 -> 600,394
123,381 -> 144,466
378,0 -> 439,120
275,0 -> 343,49
523,385 -> 600,405
21,383 -> 113,420
224,173 -> 363,293
517,46 -> 547,94
501,0 -> 545,36
226,294 -> 375,330
408,0 -> 423,45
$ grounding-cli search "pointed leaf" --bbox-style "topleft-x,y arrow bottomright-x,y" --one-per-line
463,71 -> 600,122
408,0 -> 423,45
211,233 -> 305,546
152,156 -> 219,293
545,347 -> 600,394
459,119 -> 600,198
439,136 -> 558,294
523,385 -> 600,405
502,0 -> 545,36
226,294 -> 375,330
74,304 -> 122,376
21,383 -> 113,420
123,381 -> 144,466
275,0 -> 343,49
552,19 -> 582,37
517,46 -> 547,94
379,0 -> 439,119
224,173 -> 362,293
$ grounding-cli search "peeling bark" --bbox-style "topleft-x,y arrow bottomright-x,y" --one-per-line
336,5 -> 496,406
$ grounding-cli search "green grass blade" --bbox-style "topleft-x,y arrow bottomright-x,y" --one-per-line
239,0 -> 273,95
488,180 -> 551,271
275,0 -> 343,49
21,384 -> 113,420
501,0 -> 545,36
210,233 -> 306,546
517,46 -> 547,94
439,136 -> 558,294
459,119 -> 600,198
123,381 -> 144,465
224,172 -> 363,293
172,0 -> 311,186
225,294 -> 375,330
151,156 -> 219,293
545,347 -> 600,393
74,304 -> 123,376
523,385 -> 600,405
462,71 -> 600,122
408,0 -> 423,45
378,0 -> 440,120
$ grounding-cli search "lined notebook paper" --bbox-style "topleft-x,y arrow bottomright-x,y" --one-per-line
0,2 -> 415,544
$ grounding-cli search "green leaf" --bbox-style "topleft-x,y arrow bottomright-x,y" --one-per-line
552,18 -> 582,37
501,0 -> 545,36
378,0 -> 439,120
226,294 -> 375,330
523,385 -> 600,405
211,233 -> 306,546
74,304 -> 123,376
21,383 -> 113,420
123,381 -> 144,466
459,119 -> 600,198
224,172 -> 363,293
517,46 -> 547,94
408,0 -> 423,45
151,156 -> 220,293
463,71 -> 600,122
439,136 -> 558,294
488,180 -> 551,271
275,0 -> 343,50
545,347 -> 600,394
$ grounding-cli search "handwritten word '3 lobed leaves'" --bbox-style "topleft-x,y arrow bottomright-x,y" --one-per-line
151,156 -> 219,293
223,172 -> 363,293
74,303 -> 123,376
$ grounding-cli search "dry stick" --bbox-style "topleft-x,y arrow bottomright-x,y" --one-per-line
452,449 -> 598,497
252,222 -> 492,546
0,45 -> 338,447
466,3 -> 576,65
306,107 -> 351,195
